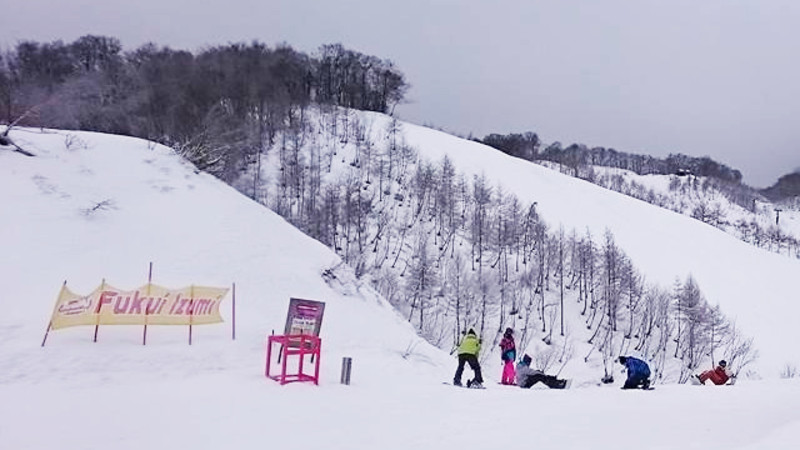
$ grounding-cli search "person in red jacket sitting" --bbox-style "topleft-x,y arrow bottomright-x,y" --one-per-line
695,360 -> 735,385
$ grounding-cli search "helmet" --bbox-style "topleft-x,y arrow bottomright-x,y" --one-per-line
719,360 -> 727,368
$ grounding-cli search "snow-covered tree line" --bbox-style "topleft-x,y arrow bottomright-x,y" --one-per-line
237,107 -> 756,382
0,36 -> 408,182
480,134 -> 800,260
590,171 -> 800,259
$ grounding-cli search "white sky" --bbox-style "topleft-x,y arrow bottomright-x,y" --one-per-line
2,0 -> 799,186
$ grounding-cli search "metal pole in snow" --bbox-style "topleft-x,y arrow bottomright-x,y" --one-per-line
341,357 -> 352,385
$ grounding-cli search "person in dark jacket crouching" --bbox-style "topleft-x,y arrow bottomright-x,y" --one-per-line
618,356 -> 651,389
515,354 -> 569,389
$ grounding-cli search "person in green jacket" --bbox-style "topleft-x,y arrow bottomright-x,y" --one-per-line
453,328 -> 484,387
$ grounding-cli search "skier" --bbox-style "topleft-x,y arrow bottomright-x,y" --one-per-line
694,360 -> 734,385
515,354 -> 569,389
453,328 -> 484,388
618,356 -> 651,389
499,327 -> 517,385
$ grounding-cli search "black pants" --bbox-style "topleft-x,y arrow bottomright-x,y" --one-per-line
623,374 -> 650,389
454,354 -> 483,384
521,373 -> 563,389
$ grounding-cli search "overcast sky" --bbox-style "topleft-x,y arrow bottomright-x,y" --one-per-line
3,0 -> 799,186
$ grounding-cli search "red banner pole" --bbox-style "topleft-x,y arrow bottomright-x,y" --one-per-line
93,279 -> 105,343
232,282 -> 236,341
143,262 -> 152,346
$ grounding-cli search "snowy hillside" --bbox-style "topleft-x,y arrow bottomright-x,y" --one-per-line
240,109 -> 800,379
4,127 -> 800,450
0,127 -> 449,445
394,117 -> 800,377
587,165 -> 800,258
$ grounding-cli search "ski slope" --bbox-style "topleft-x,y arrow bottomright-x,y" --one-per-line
591,165 -> 800,256
2,127 -> 800,449
378,113 -> 800,378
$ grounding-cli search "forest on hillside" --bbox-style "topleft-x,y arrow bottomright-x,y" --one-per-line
484,133 -> 740,178
0,35 -> 407,182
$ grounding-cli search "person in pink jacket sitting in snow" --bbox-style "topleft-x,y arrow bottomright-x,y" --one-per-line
499,327 -> 516,385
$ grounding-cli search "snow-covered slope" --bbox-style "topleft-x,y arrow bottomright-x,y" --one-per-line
589,165 -> 800,256
0,127 -> 449,389
4,127 -> 800,450
380,114 -> 800,377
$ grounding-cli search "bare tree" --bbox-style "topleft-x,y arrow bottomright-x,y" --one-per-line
675,276 -> 710,372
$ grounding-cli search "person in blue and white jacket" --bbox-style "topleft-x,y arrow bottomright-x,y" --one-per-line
515,354 -> 569,389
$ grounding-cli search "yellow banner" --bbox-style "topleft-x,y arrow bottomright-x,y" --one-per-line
50,282 -> 229,330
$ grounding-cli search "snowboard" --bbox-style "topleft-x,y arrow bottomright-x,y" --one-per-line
689,374 -> 737,386
689,374 -> 704,385
621,379 -> 655,390
443,381 -> 486,389
517,379 -> 572,389
547,379 -> 572,389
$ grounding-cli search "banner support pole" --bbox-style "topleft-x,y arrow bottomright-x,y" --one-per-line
189,285 -> 194,345
41,322 -> 52,347
93,279 -> 105,343
232,282 -> 236,341
143,262 -> 152,346
43,280 -> 67,347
